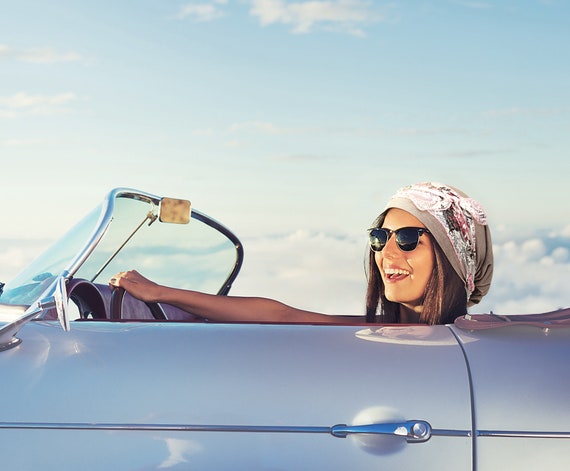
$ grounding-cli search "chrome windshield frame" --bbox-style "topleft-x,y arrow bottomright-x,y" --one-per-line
62,187 -> 244,296
0,188 -> 244,350
65,188 -> 161,280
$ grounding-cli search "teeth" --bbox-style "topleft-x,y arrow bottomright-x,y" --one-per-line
384,268 -> 410,276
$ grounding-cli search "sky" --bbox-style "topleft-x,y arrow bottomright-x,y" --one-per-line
1,0 -> 569,316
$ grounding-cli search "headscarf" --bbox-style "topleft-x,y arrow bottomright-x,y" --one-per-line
381,182 -> 493,306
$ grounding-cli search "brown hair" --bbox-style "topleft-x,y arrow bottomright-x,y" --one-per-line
365,218 -> 467,325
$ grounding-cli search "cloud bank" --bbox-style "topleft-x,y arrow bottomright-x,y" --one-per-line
1,228 -> 569,316
232,229 -> 570,315
249,0 -> 383,35
175,0 -> 385,35
0,92 -> 78,118
176,0 -> 229,21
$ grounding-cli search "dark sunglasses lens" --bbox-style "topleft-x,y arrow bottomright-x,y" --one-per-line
395,228 -> 421,251
369,228 -> 388,252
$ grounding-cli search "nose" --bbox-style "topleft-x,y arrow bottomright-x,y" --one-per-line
381,234 -> 400,259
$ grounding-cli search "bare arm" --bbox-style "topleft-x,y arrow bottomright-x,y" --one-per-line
109,270 -> 361,324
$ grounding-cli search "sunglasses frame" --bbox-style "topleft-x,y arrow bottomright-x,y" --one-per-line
368,227 -> 430,253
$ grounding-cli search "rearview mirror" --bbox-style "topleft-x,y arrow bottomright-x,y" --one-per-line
159,198 -> 191,224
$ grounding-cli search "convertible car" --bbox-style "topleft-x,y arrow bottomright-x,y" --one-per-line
0,188 -> 569,470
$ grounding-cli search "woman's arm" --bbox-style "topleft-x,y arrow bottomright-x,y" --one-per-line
109,270 -> 360,324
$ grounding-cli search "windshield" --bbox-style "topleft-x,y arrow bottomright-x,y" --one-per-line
75,195 -> 240,293
0,204 -> 104,307
0,190 -> 242,315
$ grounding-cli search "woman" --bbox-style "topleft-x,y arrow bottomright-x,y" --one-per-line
110,182 -> 493,325
366,182 -> 493,325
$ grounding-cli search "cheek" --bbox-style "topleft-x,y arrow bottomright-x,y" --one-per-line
407,251 -> 435,281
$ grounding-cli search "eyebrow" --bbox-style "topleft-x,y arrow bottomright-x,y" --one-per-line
380,224 -> 427,230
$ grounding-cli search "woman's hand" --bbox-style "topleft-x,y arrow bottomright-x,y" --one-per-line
109,270 -> 162,303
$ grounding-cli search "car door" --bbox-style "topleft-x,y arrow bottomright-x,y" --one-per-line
451,323 -> 570,471
1,321 -> 473,470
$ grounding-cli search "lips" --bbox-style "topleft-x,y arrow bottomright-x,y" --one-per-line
384,267 -> 410,281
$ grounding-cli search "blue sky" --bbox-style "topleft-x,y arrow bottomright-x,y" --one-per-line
1,0 -> 569,315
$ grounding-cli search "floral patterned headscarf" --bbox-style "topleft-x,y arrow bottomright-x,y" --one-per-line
382,182 -> 493,306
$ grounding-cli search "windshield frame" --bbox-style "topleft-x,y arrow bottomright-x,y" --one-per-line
0,188 -> 244,310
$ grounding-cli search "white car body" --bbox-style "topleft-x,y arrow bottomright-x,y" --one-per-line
0,188 -> 568,470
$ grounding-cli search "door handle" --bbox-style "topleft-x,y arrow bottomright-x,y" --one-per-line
331,420 -> 432,442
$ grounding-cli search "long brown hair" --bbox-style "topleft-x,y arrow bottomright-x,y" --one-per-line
365,219 -> 467,325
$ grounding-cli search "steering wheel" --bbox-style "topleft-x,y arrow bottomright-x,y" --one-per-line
66,278 -> 107,320
109,287 -> 167,320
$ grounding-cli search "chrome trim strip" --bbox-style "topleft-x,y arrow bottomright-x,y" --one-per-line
0,422 -> 331,434
478,431 -> 570,439
0,422 -> 471,439
2,423 -> 565,439
432,429 -> 472,437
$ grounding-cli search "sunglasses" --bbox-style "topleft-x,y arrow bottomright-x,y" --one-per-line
368,227 -> 430,252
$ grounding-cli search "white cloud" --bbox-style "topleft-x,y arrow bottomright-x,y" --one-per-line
481,235 -> 570,314
0,92 -> 76,109
550,224 -> 570,238
0,242 -> 51,282
231,229 -> 368,315
520,238 -> 546,261
551,247 -> 569,263
158,438 -> 201,468
0,44 -> 85,64
0,92 -> 78,118
176,0 -> 228,22
248,0 -> 384,36
19,48 -> 84,64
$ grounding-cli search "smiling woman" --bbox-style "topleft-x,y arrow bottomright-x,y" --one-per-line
366,182 -> 494,325
111,182 -> 494,325
372,209 -> 436,321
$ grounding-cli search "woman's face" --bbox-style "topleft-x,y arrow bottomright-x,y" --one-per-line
375,208 -> 435,313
